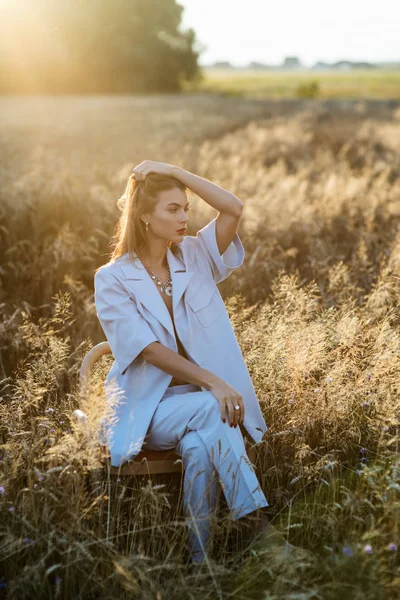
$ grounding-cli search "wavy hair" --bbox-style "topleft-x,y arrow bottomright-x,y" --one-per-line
105,172 -> 188,266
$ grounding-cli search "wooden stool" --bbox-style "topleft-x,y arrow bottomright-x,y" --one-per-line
73,342 -> 257,478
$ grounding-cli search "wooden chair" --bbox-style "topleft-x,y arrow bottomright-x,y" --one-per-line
73,342 -> 257,478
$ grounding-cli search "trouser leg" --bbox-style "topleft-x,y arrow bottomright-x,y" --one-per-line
144,385 -> 269,561
185,395 -> 269,521
175,430 -> 219,563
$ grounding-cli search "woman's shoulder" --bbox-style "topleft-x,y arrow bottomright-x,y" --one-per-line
94,254 -> 133,279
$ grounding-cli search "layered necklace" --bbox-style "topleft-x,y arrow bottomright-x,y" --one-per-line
144,261 -> 173,296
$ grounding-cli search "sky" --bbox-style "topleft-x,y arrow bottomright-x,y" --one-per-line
179,0 -> 400,67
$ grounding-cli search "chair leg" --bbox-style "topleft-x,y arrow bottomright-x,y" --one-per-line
88,467 -> 105,499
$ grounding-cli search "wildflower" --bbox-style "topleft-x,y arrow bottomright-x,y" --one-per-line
325,376 -> 333,383
50,429 -> 55,434
8,506 -> 15,512
356,469 -> 361,475
288,397 -> 295,404
360,447 -> 367,454
45,408 -> 55,413
387,543 -> 397,551
364,544 -> 373,554
34,484 -> 38,488
367,374 -> 372,381
342,546 -> 353,557
361,457 -> 367,463
22,538 -> 35,545
0,486 -> 6,496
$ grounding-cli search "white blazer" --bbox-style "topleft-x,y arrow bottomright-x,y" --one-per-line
94,215 -> 268,466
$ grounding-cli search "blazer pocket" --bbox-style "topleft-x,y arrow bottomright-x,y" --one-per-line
186,284 -> 225,327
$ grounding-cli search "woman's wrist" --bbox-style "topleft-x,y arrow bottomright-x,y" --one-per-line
170,165 -> 185,180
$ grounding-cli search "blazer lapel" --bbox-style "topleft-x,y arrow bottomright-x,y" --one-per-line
118,247 -> 195,339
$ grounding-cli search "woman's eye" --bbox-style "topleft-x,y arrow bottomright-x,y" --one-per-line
171,206 -> 191,213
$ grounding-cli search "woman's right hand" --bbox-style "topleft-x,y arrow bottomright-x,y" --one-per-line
209,379 -> 245,427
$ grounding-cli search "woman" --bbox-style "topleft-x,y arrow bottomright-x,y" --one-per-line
94,160 -> 272,563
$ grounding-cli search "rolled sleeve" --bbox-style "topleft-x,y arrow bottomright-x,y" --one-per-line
94,268 -> 158,376
188,216 -> 245,284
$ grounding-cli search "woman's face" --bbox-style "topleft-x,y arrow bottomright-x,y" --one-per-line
143,187 -> 191,242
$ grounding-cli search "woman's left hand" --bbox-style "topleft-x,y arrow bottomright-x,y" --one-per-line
132,160 -> 176,181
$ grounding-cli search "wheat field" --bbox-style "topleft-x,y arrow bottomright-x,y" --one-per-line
0,94 -> 399,598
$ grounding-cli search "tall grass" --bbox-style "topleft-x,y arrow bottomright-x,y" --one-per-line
0,96 -> 399,598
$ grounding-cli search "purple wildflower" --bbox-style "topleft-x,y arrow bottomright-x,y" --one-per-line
356,469 -> 361,475
360,447 -> 367,454
8,506 -> 15,512
45,408 -> 55,413
342,546 -> 353,557
0,486 -> 6,495
364,544 -> 373,554
388,543 -> 397,551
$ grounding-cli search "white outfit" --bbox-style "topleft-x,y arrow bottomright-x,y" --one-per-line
94,215 -> 270,561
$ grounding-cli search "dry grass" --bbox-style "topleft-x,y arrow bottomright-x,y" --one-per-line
0,95 -> 399,598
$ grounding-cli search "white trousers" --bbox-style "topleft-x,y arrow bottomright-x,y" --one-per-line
144,382 -> 269,563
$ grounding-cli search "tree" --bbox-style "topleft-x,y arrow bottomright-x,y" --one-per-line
0,0 -> 201,93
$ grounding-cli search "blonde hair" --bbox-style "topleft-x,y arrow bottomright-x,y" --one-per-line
104,172 -> 188,267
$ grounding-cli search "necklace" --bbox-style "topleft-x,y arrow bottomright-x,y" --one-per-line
144,261 -> 173,296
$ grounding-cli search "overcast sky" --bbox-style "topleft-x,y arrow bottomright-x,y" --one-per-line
179,0 -> 400,66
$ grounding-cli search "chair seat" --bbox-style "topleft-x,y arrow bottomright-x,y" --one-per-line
99,445 -> 183,476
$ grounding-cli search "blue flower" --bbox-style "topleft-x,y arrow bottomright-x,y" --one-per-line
342,546 -> 353,557
0,486 -> 6,496
388,543 -> 397,551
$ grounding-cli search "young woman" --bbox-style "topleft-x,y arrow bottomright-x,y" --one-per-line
94,160 -> 272,563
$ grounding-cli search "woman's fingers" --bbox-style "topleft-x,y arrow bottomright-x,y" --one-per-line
231,398 -> 245,427
220,403 -> 226,423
